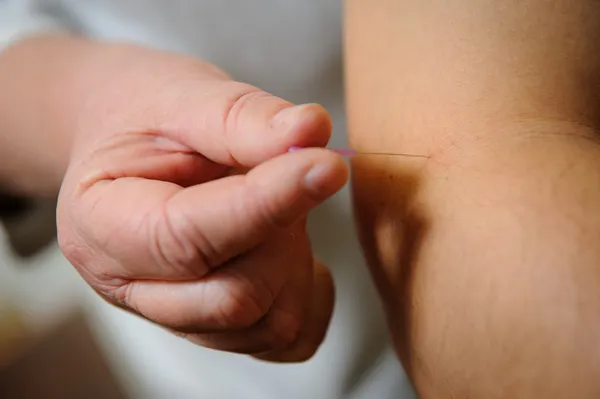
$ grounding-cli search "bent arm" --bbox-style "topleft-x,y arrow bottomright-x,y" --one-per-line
345,0 -> 600,397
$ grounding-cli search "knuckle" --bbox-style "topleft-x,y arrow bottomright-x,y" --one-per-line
179,212 -> 221,269
222,83 -> 270,135
149,200 -> 212,276
267,308 -> 303,348
107,282 -> 138,313
213,270 -> 274,329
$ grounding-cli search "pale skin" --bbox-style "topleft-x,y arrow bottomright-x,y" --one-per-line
346,0 -> 600,397
1,1 -> 600,396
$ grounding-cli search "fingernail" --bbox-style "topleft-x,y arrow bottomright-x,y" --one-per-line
272,104 -> 311,130
304,163 -> 338,200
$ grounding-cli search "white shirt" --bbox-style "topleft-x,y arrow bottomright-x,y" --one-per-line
0,1 -> 415,398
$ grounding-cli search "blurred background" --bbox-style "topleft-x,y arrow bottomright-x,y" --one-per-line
0,197 -> 126,398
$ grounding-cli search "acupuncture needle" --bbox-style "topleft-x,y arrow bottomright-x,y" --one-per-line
288,146 -> 430,159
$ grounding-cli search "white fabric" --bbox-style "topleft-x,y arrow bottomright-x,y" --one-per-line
0,1 -> 416,398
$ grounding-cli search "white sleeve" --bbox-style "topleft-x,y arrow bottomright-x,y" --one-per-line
0,0 -> 72,51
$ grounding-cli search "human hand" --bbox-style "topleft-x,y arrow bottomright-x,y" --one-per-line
56,43 -> 348,362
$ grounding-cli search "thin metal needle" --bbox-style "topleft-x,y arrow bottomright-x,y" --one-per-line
351,151 -> 430,158
288,146 -> 429,159
328,148 -> 429,159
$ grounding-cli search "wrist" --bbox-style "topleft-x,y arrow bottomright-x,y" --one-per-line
0,34 -> 106,196
0,35 -> 193,196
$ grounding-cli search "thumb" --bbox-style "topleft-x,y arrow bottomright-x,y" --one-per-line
145,79 -> 333,168
162,147 -> 349,270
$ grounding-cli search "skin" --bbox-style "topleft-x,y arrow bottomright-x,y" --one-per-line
4,2 -> 600,396
346,0 -> 600,397
0,34 -> 349,363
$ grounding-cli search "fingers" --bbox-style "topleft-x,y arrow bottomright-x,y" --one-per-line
66,147 -> 347,281
185,243 -> 313,353
155,79 -> 332,167
103,227 -> 333,361
184,261 -> 335,360
61,161 -> 337,361
253,262 -> 335,362
111,225 -> 307,333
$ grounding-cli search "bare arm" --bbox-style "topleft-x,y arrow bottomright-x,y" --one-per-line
345,1 -> 600,397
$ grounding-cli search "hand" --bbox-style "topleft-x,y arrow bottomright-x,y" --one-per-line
56,44 -> 348,362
